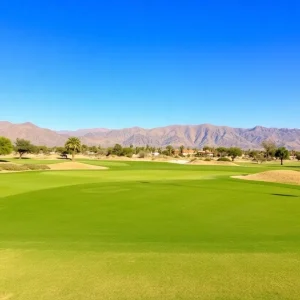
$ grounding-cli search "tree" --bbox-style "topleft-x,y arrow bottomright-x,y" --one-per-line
88,146 -> 98,153
15,138 -> 34,158
203,146 -> 211,152
122,147 -> 134,158
56,147 -> 68,154
249,150 -> 266,164
179,145 -> 185,155
65,137 -> 81,161
261,140 -> 276,160
33,145 -> 50,155
275,147 -> 289,165
295,152 -> 300,161
112,144 -> 123,156
166,145 -> 174,156
216,147 -> 228,157
0,136 -> 13,155
227,147 -> 242,161
81,144 -> 89,154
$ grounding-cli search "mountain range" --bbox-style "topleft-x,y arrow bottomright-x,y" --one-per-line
1,121 -> 300,149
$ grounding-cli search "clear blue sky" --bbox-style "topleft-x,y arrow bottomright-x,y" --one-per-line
0,0 -> 299,130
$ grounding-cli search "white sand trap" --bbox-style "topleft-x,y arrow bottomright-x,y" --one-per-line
189,160 -> 239,166
233,170 -> 300,185
169,160 -> 189,164
48,162 -> 108,170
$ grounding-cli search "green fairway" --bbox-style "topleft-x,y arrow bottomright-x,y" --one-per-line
1,161 -> 300,299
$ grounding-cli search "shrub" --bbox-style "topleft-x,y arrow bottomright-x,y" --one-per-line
26,164 -> 50,170
0,163 -> 50,171
204,158 -> 211,161
217,157 -> 231,162
138,151 -> 148,158
0,164 -> 29,171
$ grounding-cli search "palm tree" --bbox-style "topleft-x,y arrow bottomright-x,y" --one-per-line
65,137 -> 81,161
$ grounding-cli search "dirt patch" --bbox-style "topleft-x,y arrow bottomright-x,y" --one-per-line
233,170 -> 300,185
48,162 -> 108,170
189,160 -> 239,166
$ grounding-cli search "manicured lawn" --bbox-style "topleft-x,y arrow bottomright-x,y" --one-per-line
0,161 -> 300,299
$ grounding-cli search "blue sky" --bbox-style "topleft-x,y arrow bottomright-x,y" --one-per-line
0,0 -> 299,130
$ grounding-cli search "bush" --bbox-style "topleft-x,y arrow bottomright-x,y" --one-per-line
0,163 -> 50,171
26,164 -> 50,170
204,158 -> 211,161
138,151 -> 148,158
217,157 -> 231,162
0,164 -> 28,171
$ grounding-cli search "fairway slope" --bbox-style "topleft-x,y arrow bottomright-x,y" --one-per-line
48,161 -> 108,170
234,170 -> 300,185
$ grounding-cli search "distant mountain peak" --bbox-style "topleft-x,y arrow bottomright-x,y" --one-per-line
0,121 -> 300,149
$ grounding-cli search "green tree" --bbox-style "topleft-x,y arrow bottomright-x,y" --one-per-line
81,144 -> 89,154
34,145 -> 50,155
88,146 -> 98,153
65,137 -> 81,161
261,140 -> 276,160
179,145 -> 185,155
275,147 -> 289,165
216,147 -> 228,157
295,152 -> 300,161
249,150 -> 266,164
56,147 -> 68,154
112,144 -> 123,156
15,138 -> 34,158
227,147 -> 242,161
166,145 -> 174,156
203,146 -> 211,152
122,147 -> 134,158
0,136 -> 13,155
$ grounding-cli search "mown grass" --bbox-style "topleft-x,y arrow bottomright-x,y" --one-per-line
0,160 -> 300,299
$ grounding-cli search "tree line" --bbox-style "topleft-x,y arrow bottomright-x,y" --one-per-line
0,136 -> 299,165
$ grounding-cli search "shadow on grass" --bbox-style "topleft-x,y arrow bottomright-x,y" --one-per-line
272,193 -> 299,198
0,159 -> 9,162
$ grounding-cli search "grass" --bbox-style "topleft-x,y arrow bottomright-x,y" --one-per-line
1,158 -> 63,164
0,160 -> 300,299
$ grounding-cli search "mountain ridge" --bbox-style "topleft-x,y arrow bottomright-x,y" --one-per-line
0,121 -> 300,149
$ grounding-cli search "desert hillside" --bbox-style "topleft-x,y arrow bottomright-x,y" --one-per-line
1,121 -> 300,149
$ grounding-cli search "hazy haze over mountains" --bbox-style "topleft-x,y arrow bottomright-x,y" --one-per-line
1,121 -> 300,149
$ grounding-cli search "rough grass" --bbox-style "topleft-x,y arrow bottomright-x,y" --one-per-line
0,163 -> 50,171
1,161 -> 300,299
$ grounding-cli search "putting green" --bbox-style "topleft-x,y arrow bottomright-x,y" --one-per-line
1,161 -> 300,299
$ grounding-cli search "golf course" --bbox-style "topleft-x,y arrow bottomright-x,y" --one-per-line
1,160 -> 300,300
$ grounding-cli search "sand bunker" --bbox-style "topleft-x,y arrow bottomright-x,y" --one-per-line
189,160 -> 239,166
233,170 -> 300,185
48,162 -> 108,170
169,160 -> 189,164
